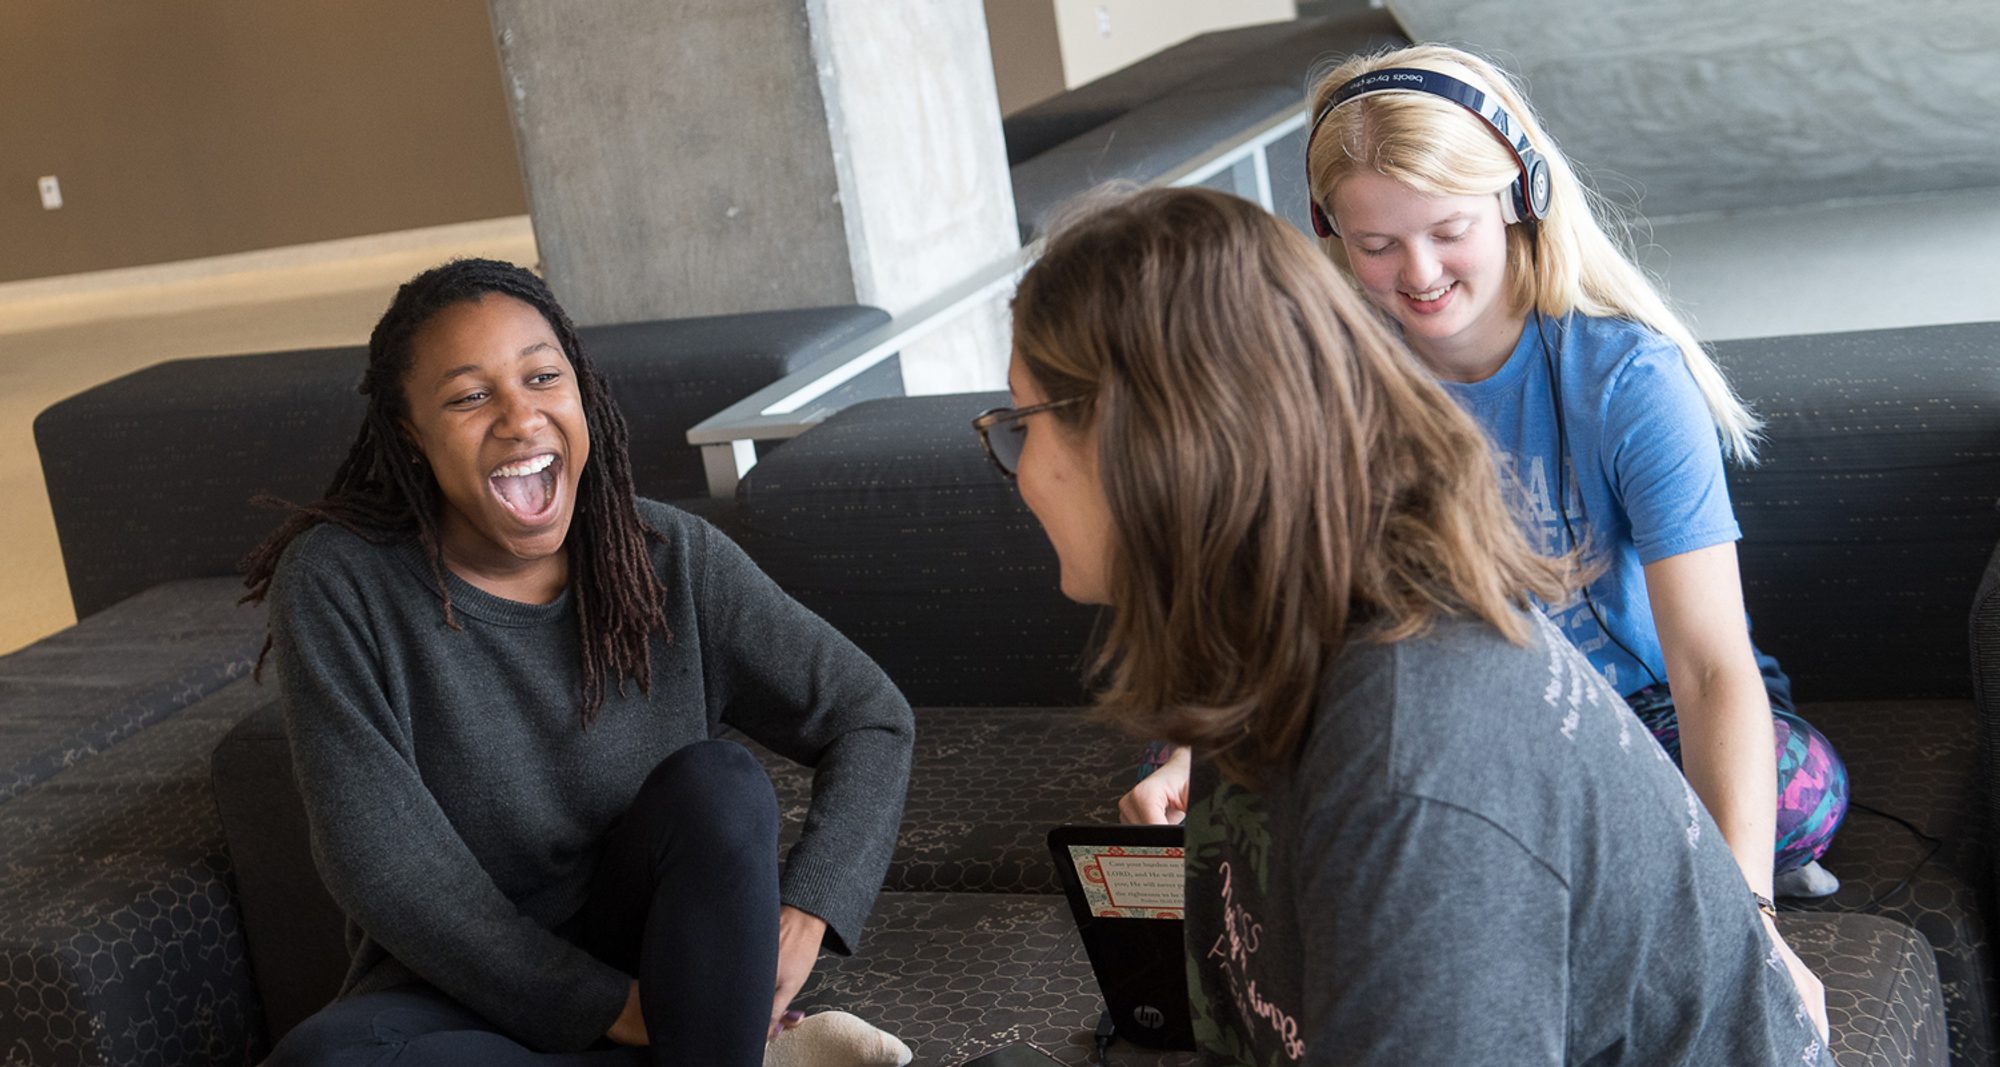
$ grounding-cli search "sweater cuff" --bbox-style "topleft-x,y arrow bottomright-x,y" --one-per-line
779,860 -> 873,957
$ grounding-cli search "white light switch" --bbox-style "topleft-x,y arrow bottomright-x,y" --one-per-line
37,176 -> 62,210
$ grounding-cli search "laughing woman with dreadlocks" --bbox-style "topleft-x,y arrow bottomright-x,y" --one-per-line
242,259 -> 914,1067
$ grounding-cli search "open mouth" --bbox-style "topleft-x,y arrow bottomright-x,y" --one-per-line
1402,282 -> 1457,312
488,452 -> 561,522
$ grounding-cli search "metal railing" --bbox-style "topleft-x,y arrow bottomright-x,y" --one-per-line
687,99 -> 1311,498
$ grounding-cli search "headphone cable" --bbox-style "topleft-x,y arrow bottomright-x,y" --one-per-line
1534,309 -> 1666,691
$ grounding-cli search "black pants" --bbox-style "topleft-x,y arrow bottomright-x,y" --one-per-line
266,740 -> 781,1066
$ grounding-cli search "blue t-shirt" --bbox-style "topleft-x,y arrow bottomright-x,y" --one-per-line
1440,312 -> 1740,696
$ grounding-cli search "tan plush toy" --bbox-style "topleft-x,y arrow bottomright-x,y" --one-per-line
764,1011 -> 913,1067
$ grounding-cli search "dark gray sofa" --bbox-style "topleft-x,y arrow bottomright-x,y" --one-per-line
115,320 -> 1992,1067
9,316 -> 1995,1065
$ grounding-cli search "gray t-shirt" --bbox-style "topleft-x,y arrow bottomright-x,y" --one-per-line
268,500 -> 913,1052
1182,609 -> 1829,1066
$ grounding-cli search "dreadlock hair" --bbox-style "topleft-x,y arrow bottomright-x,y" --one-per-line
240,257 -> 669,726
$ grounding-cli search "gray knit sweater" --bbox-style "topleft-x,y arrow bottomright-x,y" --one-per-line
267,500 -> 913,1052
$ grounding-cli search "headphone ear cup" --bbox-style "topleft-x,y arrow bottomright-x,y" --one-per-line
1524,157 -> 1552,221
1311,201 -> 1336,238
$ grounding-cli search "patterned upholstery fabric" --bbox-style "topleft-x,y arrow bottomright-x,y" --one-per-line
0,676 -> 271,1066
0,576 -> 261,806
33,306 -> 887,618
794,891 -> 1185,1067
1787,914 -> 1951,1067
794,895 -> 1943,1067
1788,700 -> 1995,1064
737,708 -> 1133,895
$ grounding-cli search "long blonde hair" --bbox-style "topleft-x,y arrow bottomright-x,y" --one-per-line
1306,44 -> 1762,461
1011,186 -> 1575,783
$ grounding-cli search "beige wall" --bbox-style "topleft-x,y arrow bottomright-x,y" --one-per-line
0,1 -> 526,284
3,2 -> 1305,283
1051,0 -> 1296,88
984,0 -> 1298,115
984,1 -> 1067,115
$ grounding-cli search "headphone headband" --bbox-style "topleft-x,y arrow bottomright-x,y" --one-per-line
1306,66 -> 1551,238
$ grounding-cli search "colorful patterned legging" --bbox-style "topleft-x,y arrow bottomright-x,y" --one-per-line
1624,685 -> 1849,874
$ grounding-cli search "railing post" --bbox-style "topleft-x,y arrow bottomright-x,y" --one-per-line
702,439 -> 758,499
1253,143 -> 1275,211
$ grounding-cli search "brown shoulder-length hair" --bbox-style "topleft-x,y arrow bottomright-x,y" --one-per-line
1011,186 -> 1575,784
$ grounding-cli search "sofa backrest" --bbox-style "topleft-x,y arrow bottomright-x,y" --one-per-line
1720,320 -> 2000,701
730,321 -> 2000,708
35,305 -> 887,619
727,392 -> 1098,709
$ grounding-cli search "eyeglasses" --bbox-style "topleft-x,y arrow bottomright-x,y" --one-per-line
971,395 -> 1087,479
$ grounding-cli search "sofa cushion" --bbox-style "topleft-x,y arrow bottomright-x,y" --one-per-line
794,891 -> 1152,1067
1785,913 -> 1950,1067
793,895 -> 1944,1067
0,575 -> 262,805
1785,699 -> 1995,1063
741,707 -> 1130,896
735,394 -> 1100,708
0,675 -> 272,1066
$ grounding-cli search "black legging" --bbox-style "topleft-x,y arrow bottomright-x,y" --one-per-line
266,739 -> 781,1066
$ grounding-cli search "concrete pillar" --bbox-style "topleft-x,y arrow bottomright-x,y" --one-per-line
488,0 -> 1020,392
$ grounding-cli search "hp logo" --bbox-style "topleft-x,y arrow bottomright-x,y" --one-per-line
1132,1005 -> 1165,1030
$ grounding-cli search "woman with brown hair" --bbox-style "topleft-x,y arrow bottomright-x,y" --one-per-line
977,186 -> 1828,1062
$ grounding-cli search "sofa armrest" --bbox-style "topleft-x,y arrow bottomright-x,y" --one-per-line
0,679 -> 274,1065
34,345 -> 369,620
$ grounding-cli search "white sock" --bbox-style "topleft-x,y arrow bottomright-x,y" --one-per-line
764,1011 -> 912,1067
1773,859 -> 1840,899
